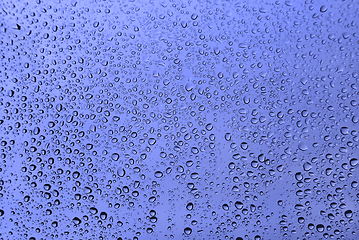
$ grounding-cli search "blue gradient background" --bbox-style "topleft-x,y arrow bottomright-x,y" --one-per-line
0,0 -> 358,239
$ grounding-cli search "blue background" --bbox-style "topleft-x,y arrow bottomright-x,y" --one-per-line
0,0 -> 358,239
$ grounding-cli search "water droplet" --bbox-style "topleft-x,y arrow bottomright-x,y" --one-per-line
191,147 -> 199,154
154,171 -> 163,178
298,142 -> 308,151
340,127 -> 349,135
111,153 -> 120,161
72,217 -> 82,225
148,138 -> 156,145
303,162 -> 312,171
117,167 -> 126,177
186,203 -> 194,211
225,133 -> 232,141
320,5 -> 328,12
316,224 -> 325,232
240,142 -> 248,150
89,207 -> 98,215
184,227 -> 192,235
235,201 -> 243,210
350,158 -> 358,167
344,210 -> 353,218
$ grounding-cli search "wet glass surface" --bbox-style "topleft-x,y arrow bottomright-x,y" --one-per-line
0,0 -> 358,239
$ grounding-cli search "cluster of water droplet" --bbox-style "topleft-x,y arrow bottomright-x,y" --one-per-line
0,0 -> 358,239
